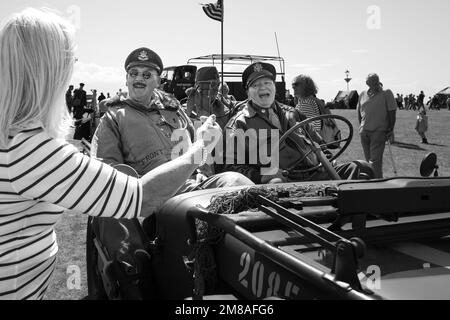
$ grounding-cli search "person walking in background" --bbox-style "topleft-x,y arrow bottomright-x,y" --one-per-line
426,96 -> 432,109
98,92 -> 106,103
418,90 -> 425,109
430,95 -> 438,110
415,108 -> 428,144
72,82 -> 88,140
65,85 -> 74,114
291,74 -> 322,132
97,92 -> 107,118
72,83 -> 87,118
357,73 -> 397,178
396,93 -> 404,110
409,94 -> 417,111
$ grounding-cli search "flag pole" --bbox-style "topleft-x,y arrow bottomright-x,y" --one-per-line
221,0 -> 224,95
274,32 -> 285,83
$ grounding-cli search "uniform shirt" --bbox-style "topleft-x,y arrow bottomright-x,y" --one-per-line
0,128 -> 142,300
92,90 -> 194,179
357,89 -> 397,132
223,101 -> 322,183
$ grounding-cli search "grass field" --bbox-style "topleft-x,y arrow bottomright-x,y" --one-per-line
44,108 -> 450,300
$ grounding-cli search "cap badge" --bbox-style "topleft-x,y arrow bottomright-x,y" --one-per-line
253,63 -> 263,73
138,50 -> 150,61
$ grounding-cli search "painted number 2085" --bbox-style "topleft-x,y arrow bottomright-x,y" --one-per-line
238,252 -> 300,299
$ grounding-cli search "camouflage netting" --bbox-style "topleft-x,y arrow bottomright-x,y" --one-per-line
190,184 -> 336,297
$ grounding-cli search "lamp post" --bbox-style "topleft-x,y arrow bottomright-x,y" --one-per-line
344,70 -> 352,92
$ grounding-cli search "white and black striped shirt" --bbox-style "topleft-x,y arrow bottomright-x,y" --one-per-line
0,128 -> 142,300
296,97 -> 322,132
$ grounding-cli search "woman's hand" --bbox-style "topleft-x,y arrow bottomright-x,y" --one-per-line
196,172 -> 209,184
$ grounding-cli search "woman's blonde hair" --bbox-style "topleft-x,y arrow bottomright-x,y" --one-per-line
0,8 -> 76,146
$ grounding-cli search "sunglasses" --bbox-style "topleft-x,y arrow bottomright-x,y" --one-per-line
128,69 -> 157,80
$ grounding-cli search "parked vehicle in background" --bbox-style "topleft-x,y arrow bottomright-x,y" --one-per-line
160,65 -> 197,101
329,90 -> 359,109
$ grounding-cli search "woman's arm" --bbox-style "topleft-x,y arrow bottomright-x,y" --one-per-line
140,141 -> 204,215
140,115 -> 221,216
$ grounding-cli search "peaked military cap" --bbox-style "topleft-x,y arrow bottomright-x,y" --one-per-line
242,62 -> 276,89
124,47 -> 163,75
195,66 -> 220,82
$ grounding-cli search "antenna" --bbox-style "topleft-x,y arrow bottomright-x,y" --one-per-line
274,32 -> 285,83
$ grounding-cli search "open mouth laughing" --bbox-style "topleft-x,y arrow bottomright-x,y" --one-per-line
259,92 -> 271,99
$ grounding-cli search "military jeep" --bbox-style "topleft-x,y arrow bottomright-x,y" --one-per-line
85,114 -> 450,300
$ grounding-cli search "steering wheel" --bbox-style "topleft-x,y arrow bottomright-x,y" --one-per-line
279,114 -> 353,178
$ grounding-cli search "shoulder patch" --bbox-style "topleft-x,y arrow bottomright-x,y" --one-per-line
157,89 -> 181,111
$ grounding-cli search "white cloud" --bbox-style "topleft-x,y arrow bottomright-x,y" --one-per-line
322,78 -> 348,85
351,49 -> 369,54
291,63 -> 336,69
70,61 -> 126,95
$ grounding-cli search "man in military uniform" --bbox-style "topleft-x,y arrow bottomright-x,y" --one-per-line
88,48 -> 252,299
222,62 -> 373,184
92,47 -> 252,192
185,66 -> 234,130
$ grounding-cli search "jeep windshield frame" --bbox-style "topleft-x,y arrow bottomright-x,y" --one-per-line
187,54 -> 286,82
187,54 -> 287,102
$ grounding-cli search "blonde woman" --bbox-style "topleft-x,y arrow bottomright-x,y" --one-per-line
0,8 -> 220,300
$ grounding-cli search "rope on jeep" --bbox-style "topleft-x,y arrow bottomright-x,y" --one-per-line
191,183 -> 336,298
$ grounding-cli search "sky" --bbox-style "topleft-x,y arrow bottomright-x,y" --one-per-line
1,0 -> 449,101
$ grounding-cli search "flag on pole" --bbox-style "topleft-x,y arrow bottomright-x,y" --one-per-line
202,0 -> 223,22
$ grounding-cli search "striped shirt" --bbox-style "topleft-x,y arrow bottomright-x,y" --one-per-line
0,128 -> 142,300
295,97 -> 322,132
